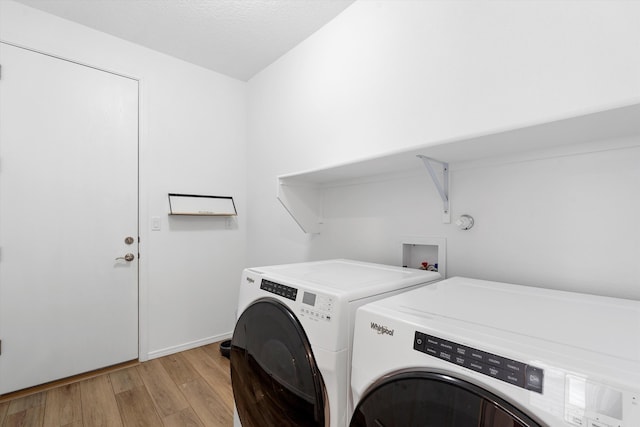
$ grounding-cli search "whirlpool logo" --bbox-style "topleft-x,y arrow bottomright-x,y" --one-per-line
246,277 -> 255,284
370,322 -> 394,336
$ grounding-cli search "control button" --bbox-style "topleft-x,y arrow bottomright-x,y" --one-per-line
588,420 -> 612,427
469,350 -> 485,362
414,332 -> 427,352
438,351 -> 452,361
455,346 -> 467,356
487,366 -> 501,378
468,361 -> 485,373
525,366 -> 544,393
567,415 -> 584,426
486,355 -> 503,367
439,340 -> 454,351
505,361 -> 525,373
502,371 -> 525,387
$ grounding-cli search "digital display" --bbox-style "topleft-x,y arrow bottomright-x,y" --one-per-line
567,376 -> 622,420
302,292 -> 316,306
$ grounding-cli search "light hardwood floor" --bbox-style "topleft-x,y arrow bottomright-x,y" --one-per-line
0,341 -> 233,427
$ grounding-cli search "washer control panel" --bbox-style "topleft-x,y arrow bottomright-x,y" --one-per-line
260,279 -> 297,300
414,331 -> 544,394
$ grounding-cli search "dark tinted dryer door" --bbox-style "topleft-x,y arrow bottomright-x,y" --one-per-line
231,298 -> 327,427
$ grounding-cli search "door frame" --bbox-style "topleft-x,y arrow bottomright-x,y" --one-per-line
0,39 -> 148,363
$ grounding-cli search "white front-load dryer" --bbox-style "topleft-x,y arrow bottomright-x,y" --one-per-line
350,277 -> 640,427
230,259 -> 441,427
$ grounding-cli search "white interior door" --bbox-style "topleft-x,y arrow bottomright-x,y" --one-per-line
0,43 -> 139,394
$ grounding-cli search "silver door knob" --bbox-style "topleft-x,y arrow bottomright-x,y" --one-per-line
116,253 -> 135,262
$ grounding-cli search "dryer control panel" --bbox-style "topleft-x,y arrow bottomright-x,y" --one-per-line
259,279 -> 334,322
414,331 -> 544,394
299,291 -> 334,322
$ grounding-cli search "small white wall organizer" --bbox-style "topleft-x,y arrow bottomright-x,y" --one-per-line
277,102 -> 640,234
168,193 -> 237,216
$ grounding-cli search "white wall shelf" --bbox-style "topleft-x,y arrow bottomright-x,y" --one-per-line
277,101 -> 640,234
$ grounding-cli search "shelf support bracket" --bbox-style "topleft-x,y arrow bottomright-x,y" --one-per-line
417,155 -> 450,223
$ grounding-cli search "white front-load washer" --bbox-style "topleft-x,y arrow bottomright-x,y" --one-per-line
230,259 -> 441,427
350,276 -> 640,427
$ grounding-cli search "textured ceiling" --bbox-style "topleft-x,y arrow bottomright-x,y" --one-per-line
13,0 -> 355,81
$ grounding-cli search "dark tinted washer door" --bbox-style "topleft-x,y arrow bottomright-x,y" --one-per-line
231,298 -> 327,427
350,372 -> 544,427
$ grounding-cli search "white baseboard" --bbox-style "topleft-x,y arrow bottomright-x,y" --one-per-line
145,332 -> 233,360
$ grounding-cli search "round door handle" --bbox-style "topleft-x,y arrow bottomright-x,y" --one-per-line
116,253 -> 135,262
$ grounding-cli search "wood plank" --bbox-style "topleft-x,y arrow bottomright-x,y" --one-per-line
136,359 -> 189,417
79,375 -> 123,427
0,401 -> 9,425
159,352 -> 200,386
6,391 -> 45,415
109,367 -> 144,395
180,378 -> 232,427
114,386 -> 162,427
43,383 -> 82,427
182,347 -> 233,409
201,342 -> 231,371
0,342 -> 236,427
2,405 -> 45,427
162,407 -> 205,427
3,391 -> 45,426
0,360 -> 138,405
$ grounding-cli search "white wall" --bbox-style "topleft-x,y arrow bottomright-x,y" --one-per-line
0,0 -> 247,359
3,0 -> 639,366
247,1 -> 640,299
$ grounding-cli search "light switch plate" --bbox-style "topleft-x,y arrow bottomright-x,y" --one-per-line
151,216 -> 161,231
